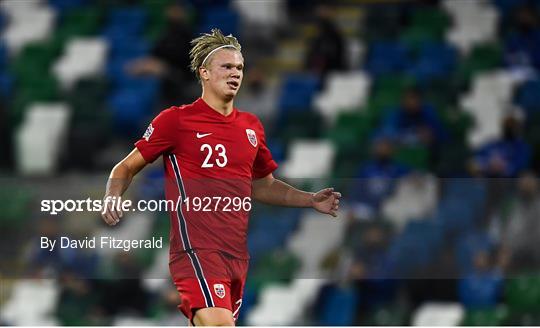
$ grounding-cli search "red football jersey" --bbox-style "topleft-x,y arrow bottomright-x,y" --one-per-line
135,98 -> 278,259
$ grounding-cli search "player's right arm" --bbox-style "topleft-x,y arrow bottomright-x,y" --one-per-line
101,148 -> 147,225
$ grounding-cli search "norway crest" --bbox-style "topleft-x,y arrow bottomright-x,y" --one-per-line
214,283 -> 226,299
246,129 -> 257,147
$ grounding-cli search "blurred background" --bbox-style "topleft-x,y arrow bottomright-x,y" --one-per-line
1,0 -> 540,325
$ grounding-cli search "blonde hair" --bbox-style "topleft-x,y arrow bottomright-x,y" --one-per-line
189,28 -> 242,81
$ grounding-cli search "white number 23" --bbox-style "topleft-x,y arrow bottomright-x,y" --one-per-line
201,144 -> 228,168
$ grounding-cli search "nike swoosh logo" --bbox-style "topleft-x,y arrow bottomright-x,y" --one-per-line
196,132 -> 212,139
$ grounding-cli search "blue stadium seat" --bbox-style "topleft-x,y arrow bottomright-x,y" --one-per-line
437,198 -> 477,235
48,0 -> 88,14
408,42 -> 457,82
108,7 -> 147,35
515,79 -> 540,113
108,38 -> 150,59
385,219 -> 443,276
277,74 -> 320,113
0,72 -> 13,99
317,284 -> 359,326
108,86 -> 155,135
365,41 -> 410,76
198,6 -> 239,36
0,42 -> 6,69
491,0 -> 529,14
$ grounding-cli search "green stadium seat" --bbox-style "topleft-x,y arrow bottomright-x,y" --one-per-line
0,187 -> 33,228
505,275 -> 540,312
55,7 -> 103,42
461,307 -> 509,326
365,306 -> 409,326
247,249 -> 300,291
410,8 -> 450,39
455,43 -> 502,89
401,25 -> 439,51
395,145 -> 429,170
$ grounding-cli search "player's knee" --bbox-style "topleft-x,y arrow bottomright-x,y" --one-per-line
193,307 -> 235,326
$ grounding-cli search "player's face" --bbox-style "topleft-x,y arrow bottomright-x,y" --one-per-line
204,49 -> 244,99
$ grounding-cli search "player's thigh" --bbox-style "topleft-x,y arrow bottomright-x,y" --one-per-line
193,307 -> 235,326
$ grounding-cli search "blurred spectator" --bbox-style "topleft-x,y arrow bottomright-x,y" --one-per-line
490,172 -> 540,273
458,250 -> 503,309
126,2 -> 195,107
0,99 -> 11,169
304,5 -> 346,80
379,87 -> 448,149
469,110 -> 531,177
349,136 -> 410,219
235,66 -> 278,126
504,4 -> 540,72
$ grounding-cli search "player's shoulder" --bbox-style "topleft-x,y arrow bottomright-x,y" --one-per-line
235,108 -> 263,126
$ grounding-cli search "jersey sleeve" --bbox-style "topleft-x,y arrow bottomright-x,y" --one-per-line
135,107 -> 178,163
252,120 -> 278,179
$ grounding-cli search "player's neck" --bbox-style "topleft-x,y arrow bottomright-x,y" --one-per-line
201,92 -> 234,116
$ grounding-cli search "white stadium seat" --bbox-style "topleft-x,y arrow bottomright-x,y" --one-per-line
15,103 -> 71,176
412,302 -> 464,326
280,140 -> 335,179
53,37 -> 108,90
1,3 -> 56,56
0,279 -> 60,325
314,71 -> 370,123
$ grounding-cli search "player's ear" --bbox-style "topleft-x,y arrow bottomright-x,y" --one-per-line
199,67 -> 210,81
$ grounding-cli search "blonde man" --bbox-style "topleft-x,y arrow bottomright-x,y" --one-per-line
102,29 -> 341,326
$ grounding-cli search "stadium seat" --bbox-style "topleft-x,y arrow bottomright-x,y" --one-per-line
247,279 -> 326,325
515,79 -> 540,114
1,4 -> 56,55
382,174 -> 438,231
197,6 -> 239,36
0,279 -> 60,325
365,41 -> 410,76
55,6 -> 103,42
505,275 -> 540,312
232,0 -> 285,27
408,42 -> 457,83
280,140 -> 335,179
461,307 -> 509,326
277,74 -> 321,113
313,71 -> 371,122
53,37 -> 108,90
412,302 -> 465,326
0,186 -> 33,228
15,103 -> 71,175
288,212 -> 347,277
316,284 -> 358,326
444,0 -> 499,54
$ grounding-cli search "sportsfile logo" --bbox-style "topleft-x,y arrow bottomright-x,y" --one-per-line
40,196 -> 252,215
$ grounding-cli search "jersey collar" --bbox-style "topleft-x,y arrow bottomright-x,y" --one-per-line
195,98 -> 238,122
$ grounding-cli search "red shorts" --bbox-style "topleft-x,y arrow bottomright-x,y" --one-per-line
169,249 -> 249,322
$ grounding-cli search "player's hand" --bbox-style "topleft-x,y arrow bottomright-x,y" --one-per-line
101,195 -> 123,226
312,187 -> 342,218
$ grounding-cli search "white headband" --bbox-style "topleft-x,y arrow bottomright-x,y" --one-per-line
201,45 -> 238,67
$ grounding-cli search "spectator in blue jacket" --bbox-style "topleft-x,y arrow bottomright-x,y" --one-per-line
469,111 -> 531,178
380,87 -> 448,148
504,4 -> 540,72
350,135 -> 410,219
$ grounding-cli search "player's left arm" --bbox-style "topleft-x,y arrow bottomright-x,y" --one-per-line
252,173 -> 342,217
